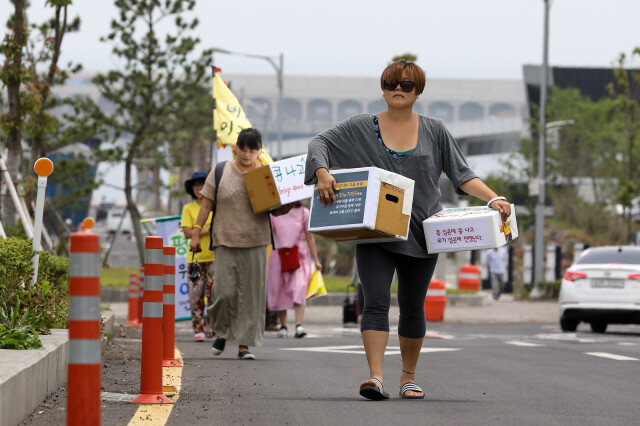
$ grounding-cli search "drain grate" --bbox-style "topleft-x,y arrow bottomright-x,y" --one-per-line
101,392 -> 136,402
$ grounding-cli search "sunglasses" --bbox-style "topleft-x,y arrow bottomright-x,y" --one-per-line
383,80 -> 416,92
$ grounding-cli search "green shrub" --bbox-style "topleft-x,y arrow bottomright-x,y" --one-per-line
0,237 -> 70,334
0,299 -> 43,350
0,324 -> 43,349
538,280 -> 561,298
37,250 -> 69,285
20,278 -> 69,331
0,238 -> 34,293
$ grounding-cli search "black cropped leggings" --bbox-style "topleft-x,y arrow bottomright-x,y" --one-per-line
356,244 -> 438,339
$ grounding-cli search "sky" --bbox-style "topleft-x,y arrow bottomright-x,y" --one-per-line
3,0 -> 640,79
3,0 -> 640,203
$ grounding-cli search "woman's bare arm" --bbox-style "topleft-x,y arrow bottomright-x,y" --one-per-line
458,177 -> 511,222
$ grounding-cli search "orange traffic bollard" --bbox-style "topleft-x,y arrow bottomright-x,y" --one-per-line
67,231 -> 101,425
137,267 -> 144,325
125,273 -> 140,326
458,264 -> 481,292
131,236 -> 173,404
424,279 -> 447,322
162,246 -> 182,367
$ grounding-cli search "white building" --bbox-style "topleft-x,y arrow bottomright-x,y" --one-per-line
225,73 -> 528,165
53,72 -> 530,203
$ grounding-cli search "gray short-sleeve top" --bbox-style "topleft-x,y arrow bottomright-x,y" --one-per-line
304,113 -> 478,258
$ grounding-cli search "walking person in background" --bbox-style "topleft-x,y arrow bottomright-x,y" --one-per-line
181,172 -> 215,342
189,128 -> 291,360
486,246 -> 508,301
268,201 -> 322,339
305,59 -> 511,400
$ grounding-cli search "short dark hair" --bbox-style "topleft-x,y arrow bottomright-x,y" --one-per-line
188,178 -> 206,199
380,60 -> 426,95
236,128 -> 262,151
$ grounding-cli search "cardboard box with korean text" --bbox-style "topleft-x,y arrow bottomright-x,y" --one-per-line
243,154 -> 314,213
423,205 -> 518,253
308,167 -> 414,244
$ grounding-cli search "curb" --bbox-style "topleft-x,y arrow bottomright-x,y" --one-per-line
101,287 -> 129,303
446,293 -> 487,307
101,287 -> 402,307
100,287 -> 372,307
100,287 -> 487,308
307,293 -> 399,307
0,330 -> 68,426
0,310 -> 115,426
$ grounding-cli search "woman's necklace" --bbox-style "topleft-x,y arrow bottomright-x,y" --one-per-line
236,160 -> 255,173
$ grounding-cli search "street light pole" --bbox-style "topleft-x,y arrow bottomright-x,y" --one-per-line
532,0 -> 551,298
276,53 -> 283,159
211,48 -> 284,159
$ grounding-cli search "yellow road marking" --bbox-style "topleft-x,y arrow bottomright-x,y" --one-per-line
128,348 -> 183,426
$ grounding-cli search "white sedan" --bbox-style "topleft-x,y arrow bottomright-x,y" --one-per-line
559,246 -> 640,333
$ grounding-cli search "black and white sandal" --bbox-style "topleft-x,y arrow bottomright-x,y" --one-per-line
359,378 -> 389,401
399,382 -> 425,399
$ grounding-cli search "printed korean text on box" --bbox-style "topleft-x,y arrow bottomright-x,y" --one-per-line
308,167 -> 414,244
244,154 -> 314,213
423,205 -> 518,254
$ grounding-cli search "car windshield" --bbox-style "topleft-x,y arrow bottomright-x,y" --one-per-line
576,248 -> 640,265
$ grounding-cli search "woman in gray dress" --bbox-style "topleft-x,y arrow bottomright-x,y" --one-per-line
189,128 -> 290,360
305,60 -> 511,400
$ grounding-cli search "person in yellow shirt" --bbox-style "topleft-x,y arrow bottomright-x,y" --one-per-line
181,172 -> 215,342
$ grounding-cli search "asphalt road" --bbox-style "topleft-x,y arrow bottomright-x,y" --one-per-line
94,220 -> 147,268
24,319 -> 640,426
168,322 -> 640,426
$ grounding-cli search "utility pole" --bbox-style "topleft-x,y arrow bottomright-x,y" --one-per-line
276,53 -> 284,159
532,0 -> 551,298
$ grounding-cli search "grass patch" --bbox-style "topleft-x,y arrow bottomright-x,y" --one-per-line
322,275 -> 351,293
101,267 -> 138,288
101,268 -> 402,293
322,275 -> 398,293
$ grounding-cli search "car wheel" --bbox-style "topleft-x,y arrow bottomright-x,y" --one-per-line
560,316 -> 578,332
590,321 -> 607,333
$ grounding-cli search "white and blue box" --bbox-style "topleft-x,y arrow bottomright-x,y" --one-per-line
308,167 -> 415,244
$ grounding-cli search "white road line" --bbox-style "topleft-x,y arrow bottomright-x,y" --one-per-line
425,331 -> 455,340
505,341 -> 545,347
617,342 -> 637,346
535,333 -> 596,343
420,348 -> 461,354
317,328 -> 454,339
585,352 -> 639,361
281,345 -> 460,356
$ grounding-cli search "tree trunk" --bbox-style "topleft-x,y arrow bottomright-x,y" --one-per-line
1,0 -> 26,228
194,131 -> 210,172
135,159 -> 148,206
125,156 -> 145,267
29,6 -> 66,178
151,165 -> 161,211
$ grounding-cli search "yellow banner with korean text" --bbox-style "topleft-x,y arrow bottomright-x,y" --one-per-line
213,72 -> 272,165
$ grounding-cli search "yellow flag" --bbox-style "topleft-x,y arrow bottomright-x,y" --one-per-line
213,73 -> 272,164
